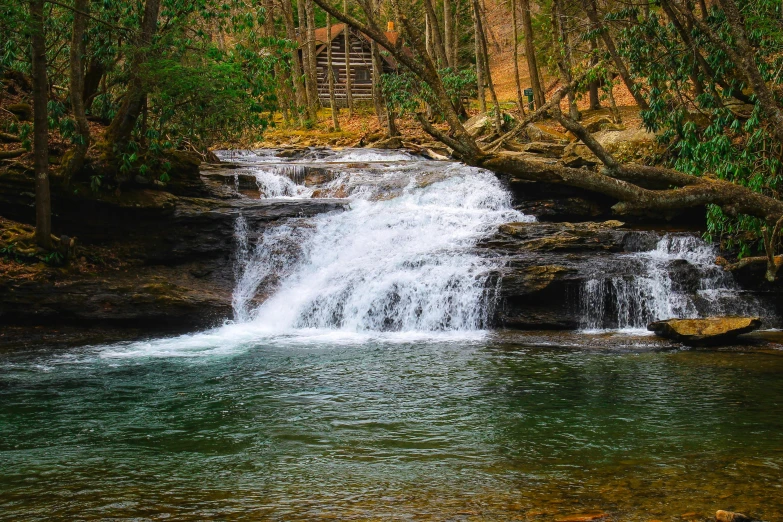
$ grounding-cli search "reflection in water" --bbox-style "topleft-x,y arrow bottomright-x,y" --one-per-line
1,334 -> 782,520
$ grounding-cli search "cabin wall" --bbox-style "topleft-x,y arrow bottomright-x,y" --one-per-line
313,31 -> 395,106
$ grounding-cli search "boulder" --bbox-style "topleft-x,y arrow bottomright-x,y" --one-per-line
716,510 -> 752,522
647,317 -> 762,344
525,123 -> 569,143
562,142 -> 598,168
464,113 -> 493,138
581,115 -> 613,133
561,127 -> 659,167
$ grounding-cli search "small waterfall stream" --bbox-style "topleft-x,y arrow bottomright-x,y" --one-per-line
232,151 -> 528,333
580,235 -> 763,331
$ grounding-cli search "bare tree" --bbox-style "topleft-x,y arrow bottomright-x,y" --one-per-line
104,0 -> 161,155
443,0 -> 456,67
551,0 -> 579,120
304,0 -> 320,119
327,13 -> 340,130
472,3 -> 486,112
30,0 -> 51,248
280,0 -> 308,125
343,0 -> 354,116
519,0 -> 544,108
62,0 -> 90,182
510,0 -> 526,115
472,0 -> 501,130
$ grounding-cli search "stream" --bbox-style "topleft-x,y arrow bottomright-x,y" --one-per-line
2,149 -> 782,520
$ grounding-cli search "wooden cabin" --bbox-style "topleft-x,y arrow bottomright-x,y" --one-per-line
303,22 -> 400,106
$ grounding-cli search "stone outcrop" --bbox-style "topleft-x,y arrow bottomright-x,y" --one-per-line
480,220 -> 632,329
0,161 -> 347,338
647,317 -> 762,344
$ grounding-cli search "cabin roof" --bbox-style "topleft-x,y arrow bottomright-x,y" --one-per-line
299,23 -> 402,70
299,23 -> 400,53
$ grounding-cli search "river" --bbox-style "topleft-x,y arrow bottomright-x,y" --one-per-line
2,149 -> 781,521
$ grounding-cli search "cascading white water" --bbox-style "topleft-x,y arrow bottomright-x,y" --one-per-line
580,234 -> 760,331
233,159 -> 529,333
250,165 -> 313,198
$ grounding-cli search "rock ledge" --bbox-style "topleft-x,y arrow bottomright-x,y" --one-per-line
647,317 -> 761,344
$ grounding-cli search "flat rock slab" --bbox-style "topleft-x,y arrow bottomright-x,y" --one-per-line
648,317 -> 761,345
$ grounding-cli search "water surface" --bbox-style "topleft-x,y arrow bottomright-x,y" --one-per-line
2,332 -> 782,521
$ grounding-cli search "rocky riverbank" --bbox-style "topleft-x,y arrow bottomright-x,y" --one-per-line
2,144 -> 782,346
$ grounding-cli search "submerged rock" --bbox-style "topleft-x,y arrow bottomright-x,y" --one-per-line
716,510 -> 752,522
554,512 -> 609,522
647,317 -> 761,344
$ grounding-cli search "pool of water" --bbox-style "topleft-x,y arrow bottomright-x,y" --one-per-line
2,331 -> 782,521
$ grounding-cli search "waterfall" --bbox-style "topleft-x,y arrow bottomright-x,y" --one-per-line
250,165 -> 312,198
580,234 -> 761,331
233,158 -> 528,333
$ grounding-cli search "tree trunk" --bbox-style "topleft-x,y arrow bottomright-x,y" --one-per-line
82,58 -> 105,111
584,0 -> 649,110
281,0 -> 307,125
327,14 -> 340,130
104,0 -> 161,154
588,38 -> 601,110
444,0 -> 455,68
264,0 -> 291,124
473,4 -> 486,113
605,76 -> 621,123
343,0 -> 353,117
519,0 -> 544,108
511,0 -> 526,115
551,0 -> 579,120
63,0 -> 90,182
304,0 -> 320,120
422,0 -> 449,67
473,0 -> 502,132
30,0 -> 52,249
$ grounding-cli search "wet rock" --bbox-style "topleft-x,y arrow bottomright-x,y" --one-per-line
483,220 -> 631,329
489,220 -> 627,253
0,194 -> 348,331
372,136 -> 403,149
276,147 -> 308,159
0,276 -> 232,330
555,512 -> 609,522
523,141 -> 567,158
525,123 -> 568,142
716,510 -> 752,522
647,317 -> 762,344
515,197 -> 605,220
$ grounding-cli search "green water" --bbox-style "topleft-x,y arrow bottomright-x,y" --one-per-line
1,332 -> 782,521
